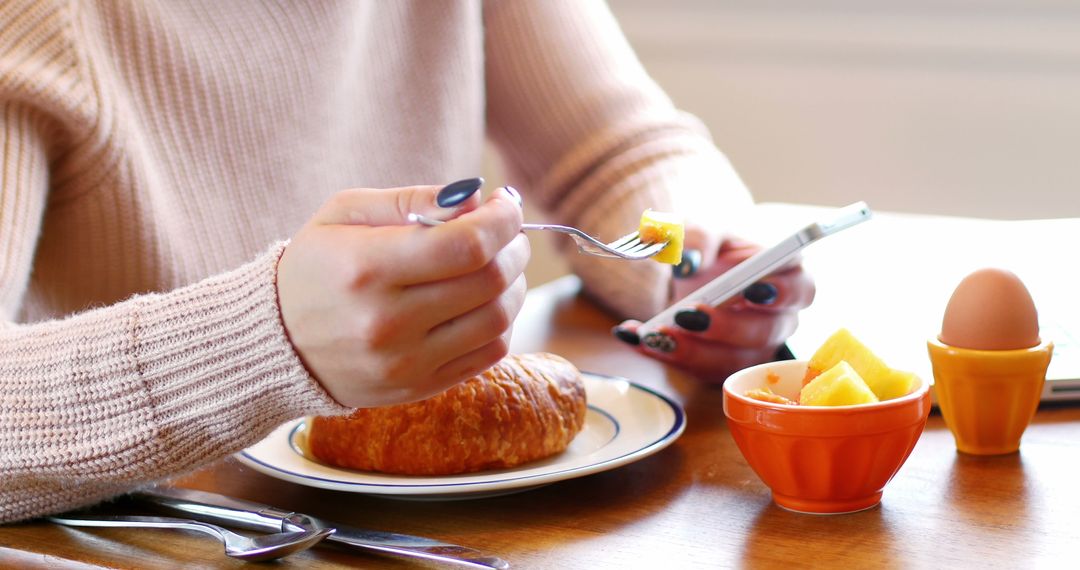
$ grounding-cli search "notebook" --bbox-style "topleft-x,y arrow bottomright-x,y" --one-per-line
738,204 -> 1080,402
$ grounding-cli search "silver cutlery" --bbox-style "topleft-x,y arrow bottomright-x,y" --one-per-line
522,223 -> 666,260
413,180 -> 667,261
408,212 -> 666,261
133,488 -> 510,569
48,513 -> 333,562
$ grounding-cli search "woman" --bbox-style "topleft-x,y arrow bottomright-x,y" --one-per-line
0,1 -> 810,522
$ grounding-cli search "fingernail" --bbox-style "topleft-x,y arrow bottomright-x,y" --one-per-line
743,282 -> 779,305
673,249 -> 702,279
774,343 -> 796,361
674,309 -> 710,332
436,177 -> 484,208
612,326 -> 640,346
501,185 -> 523,208
642,332 -> 677,353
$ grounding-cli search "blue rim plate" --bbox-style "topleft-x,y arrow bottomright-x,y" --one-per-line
236,372 -> 685,500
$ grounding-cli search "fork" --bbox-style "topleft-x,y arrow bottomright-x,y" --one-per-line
48,514 -> 333,562
412,179 -> 669,260
411,179 -> 668,260
523,223 -> 668,260
407,212 -> 667,260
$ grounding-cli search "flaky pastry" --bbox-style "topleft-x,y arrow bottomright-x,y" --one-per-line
306,352 -> 587,475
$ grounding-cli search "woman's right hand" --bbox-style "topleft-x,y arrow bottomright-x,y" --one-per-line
276,184 -> 530,408
613,238 -> 815,383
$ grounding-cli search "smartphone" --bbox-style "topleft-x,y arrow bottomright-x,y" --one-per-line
637,201 -> 872,336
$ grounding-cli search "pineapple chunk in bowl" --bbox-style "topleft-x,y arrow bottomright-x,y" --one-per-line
723,359 -> 931,514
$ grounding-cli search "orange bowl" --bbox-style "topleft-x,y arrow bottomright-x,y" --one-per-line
723,360 -> 931,514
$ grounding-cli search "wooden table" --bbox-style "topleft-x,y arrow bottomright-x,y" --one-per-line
4,276 -> 1079,569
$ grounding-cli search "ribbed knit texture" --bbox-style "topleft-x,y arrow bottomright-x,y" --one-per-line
1,1 -> 751,522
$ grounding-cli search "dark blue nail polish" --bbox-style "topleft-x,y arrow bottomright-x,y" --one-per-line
437,177 -> 484,208
674,309 -> 710,332
642,332 -> 677,353
502,185 -> 523,208
743,282 -> 779,305
612,326 -> 640,345
673,249 -> 702,279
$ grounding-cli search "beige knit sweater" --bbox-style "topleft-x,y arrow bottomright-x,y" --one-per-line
0,0 -> 751,522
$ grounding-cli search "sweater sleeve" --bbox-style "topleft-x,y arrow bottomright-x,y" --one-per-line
0,104 -> 349,524
484,0 -> 754,320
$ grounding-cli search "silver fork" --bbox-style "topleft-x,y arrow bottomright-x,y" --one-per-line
48,514 -> 333,562
407,213 -> 667,260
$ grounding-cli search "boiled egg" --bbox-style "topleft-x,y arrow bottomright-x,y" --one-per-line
938,268 -> 1040,350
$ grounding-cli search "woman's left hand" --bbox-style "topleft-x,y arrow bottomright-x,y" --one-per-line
614,236 -> 815,384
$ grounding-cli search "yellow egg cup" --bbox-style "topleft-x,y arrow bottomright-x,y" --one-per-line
927,338 -> 1053,455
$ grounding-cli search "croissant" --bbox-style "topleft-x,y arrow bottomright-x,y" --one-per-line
306,352 -> 587,475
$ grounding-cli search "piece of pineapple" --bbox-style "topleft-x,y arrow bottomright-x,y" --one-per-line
804,328 -> 919,401
638,209 -> 685,265
799,361 -> 880,406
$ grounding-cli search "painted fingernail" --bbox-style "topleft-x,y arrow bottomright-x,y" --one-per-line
642,332 -> 677,353
743,282 -> 779,305
674,309 -> 710,332
501,185 -> 523,208
774,343 -> 796,361
612,326 -> 640,345
673,249 -> 702,279
436,177 -> 484,208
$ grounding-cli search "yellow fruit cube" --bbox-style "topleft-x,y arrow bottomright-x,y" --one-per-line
638,209 -> 685,265
804,328 -> 919,401
799,361 -> 880,406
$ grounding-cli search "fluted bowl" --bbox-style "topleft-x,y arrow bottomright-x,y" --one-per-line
723,360 -> 931,514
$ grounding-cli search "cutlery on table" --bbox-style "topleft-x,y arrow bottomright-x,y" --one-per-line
47,513 -> 333,562
132,487 -> 510,569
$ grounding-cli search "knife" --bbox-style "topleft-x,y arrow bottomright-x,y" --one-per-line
131,487 -> 509,569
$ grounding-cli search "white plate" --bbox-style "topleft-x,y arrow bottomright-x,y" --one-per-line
236,372 -> 685,499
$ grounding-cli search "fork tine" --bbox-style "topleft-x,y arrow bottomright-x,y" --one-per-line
607,231 -> 641,249
606,231 -> 666,259
623,241 -> 658,255
629,242 -> 668,257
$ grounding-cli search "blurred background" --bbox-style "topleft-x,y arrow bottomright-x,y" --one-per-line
486,0 -> 1080,287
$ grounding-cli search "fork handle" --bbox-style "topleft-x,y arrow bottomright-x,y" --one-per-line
520,223 -> 580,235
48,515 -> 225,540
413,217 -> 587,239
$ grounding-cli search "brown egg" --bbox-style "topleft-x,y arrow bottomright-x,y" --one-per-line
939,268 -> 1040,350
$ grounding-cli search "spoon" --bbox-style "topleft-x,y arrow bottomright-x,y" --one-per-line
48,514 -> 334,562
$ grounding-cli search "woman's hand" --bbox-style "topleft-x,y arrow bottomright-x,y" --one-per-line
276,184 -> 530,407
614,237 -> 815,384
